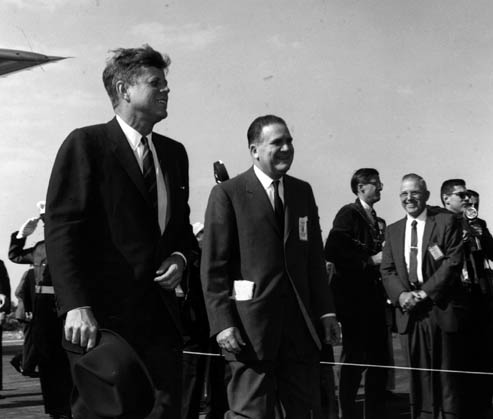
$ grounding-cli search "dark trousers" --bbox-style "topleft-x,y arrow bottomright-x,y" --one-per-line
338,311 -> 389,419
33,294 -> 72,416
226,357 -> 321,419
224,288 -> 322,419
463,289 -> 493,417
401,315 -> 465,419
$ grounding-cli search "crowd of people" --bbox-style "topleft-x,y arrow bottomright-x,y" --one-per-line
0,44 -> 492,419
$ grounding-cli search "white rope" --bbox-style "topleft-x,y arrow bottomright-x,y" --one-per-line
183,350 -> 493,376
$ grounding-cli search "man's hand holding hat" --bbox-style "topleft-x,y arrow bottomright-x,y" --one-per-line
65,307 -> 99,351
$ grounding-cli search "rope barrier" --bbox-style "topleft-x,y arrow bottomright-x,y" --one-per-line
183,350 -> 493,376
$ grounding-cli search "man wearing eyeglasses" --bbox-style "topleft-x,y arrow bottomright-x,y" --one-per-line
441,180 -> 493,418
325,168 -> 390,419
381,173 -> 466,419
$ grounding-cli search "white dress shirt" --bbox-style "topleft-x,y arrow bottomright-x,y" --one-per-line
359,198 -> 375,223
404,208 -> 427,283
253,165 -> 284,209
116,115 -> 168,234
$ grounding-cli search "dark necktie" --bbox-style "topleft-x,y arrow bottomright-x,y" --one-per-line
370,208 -> 377,224
272,180 -> 284,230
409,220 -> 419,287
141,137 -> 158,215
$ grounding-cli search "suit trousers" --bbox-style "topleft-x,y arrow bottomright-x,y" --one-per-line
338,307 -> 389,419
33,294 -> 73,416
225,286 -> 321,419
401,309 -> 465,419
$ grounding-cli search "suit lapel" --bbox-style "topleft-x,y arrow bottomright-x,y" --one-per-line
283,176 -> 293,244
106,118 -> 154,209
354,199 -> 376,228
393,218 -> 408,281
422,211 -> 436,261
244,168 -> 282,237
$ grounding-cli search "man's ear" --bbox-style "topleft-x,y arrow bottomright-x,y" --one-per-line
249,143 -> 258,160
115,80 -> 129,102
441,193 -> 447,205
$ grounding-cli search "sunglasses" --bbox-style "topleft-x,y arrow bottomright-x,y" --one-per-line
450,192 -> 469,200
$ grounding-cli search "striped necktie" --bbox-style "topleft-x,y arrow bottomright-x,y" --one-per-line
409,220 -> 419,287
141,136 -> 158,215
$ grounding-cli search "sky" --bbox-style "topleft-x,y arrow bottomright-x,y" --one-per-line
1,0 -> 493,296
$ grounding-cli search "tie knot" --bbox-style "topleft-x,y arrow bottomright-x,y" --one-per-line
272,180 -> 280,191
141,136 -> 149,147
411,220 -> 417,228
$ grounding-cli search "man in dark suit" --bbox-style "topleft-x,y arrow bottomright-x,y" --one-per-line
441,182 -> 493,417
45,45 -> 192,419
0,259 -> 11,398
325,168 -> 390,419
9,204 -> 72,419
201,115 -> 340,419
381,173 -> 466,419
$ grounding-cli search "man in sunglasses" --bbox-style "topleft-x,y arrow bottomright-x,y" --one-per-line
441,179 -> 493,418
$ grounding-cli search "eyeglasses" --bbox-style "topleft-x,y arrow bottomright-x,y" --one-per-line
399,191 -> 422,199
366,181 -> 383,188
449,192 -> 469,200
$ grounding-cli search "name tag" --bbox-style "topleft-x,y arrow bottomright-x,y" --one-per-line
428,243 -> 444,261
299,216 -> 308,241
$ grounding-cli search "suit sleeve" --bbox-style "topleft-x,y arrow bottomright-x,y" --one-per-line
45,129 -> 96,313
0,260 -> 11,313
200,184 -> 239,337
325,206 -> 371,272
420,215 -> 463,301
8,232 -> 34,265
478,219 -> 493,260
306,185 -> 336,317
381,228 -> 408,305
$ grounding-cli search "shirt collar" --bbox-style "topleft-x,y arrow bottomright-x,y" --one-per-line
253,165 -> 283,189
116,114 -> 151,151
407,208 -> 428,224
359,198 -> 372,212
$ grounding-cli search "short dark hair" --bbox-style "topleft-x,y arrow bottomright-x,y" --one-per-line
401,173 -> 428,191
440,179 -> 466,206
467,189 -> 479,199
247,115 -> 287,146
350,168 -> 379,195
102,44 -> 171,108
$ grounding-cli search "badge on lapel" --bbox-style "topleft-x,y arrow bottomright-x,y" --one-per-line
299,216 -> 308,241
428,243 -> 444,261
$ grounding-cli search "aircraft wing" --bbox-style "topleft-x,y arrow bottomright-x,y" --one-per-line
0,48 -> 67,76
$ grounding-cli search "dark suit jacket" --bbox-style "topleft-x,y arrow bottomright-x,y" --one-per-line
325,199 -> 386,322
381,206 -> 466,334
0,260 -> 11,314
45,117 -> 192,338
200,167 -> 335,361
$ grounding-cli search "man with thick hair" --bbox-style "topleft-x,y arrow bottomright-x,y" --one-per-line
381,173 -> 466,418
201,114 -> 340,418
45,45 -> 192,419
325,168 -> 389,419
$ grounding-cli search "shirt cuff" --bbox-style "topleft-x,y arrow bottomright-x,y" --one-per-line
171,252 -> 187,268
320,313 -> 336,319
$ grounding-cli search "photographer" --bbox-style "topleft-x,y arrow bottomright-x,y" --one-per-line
441,180 -> 493,417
